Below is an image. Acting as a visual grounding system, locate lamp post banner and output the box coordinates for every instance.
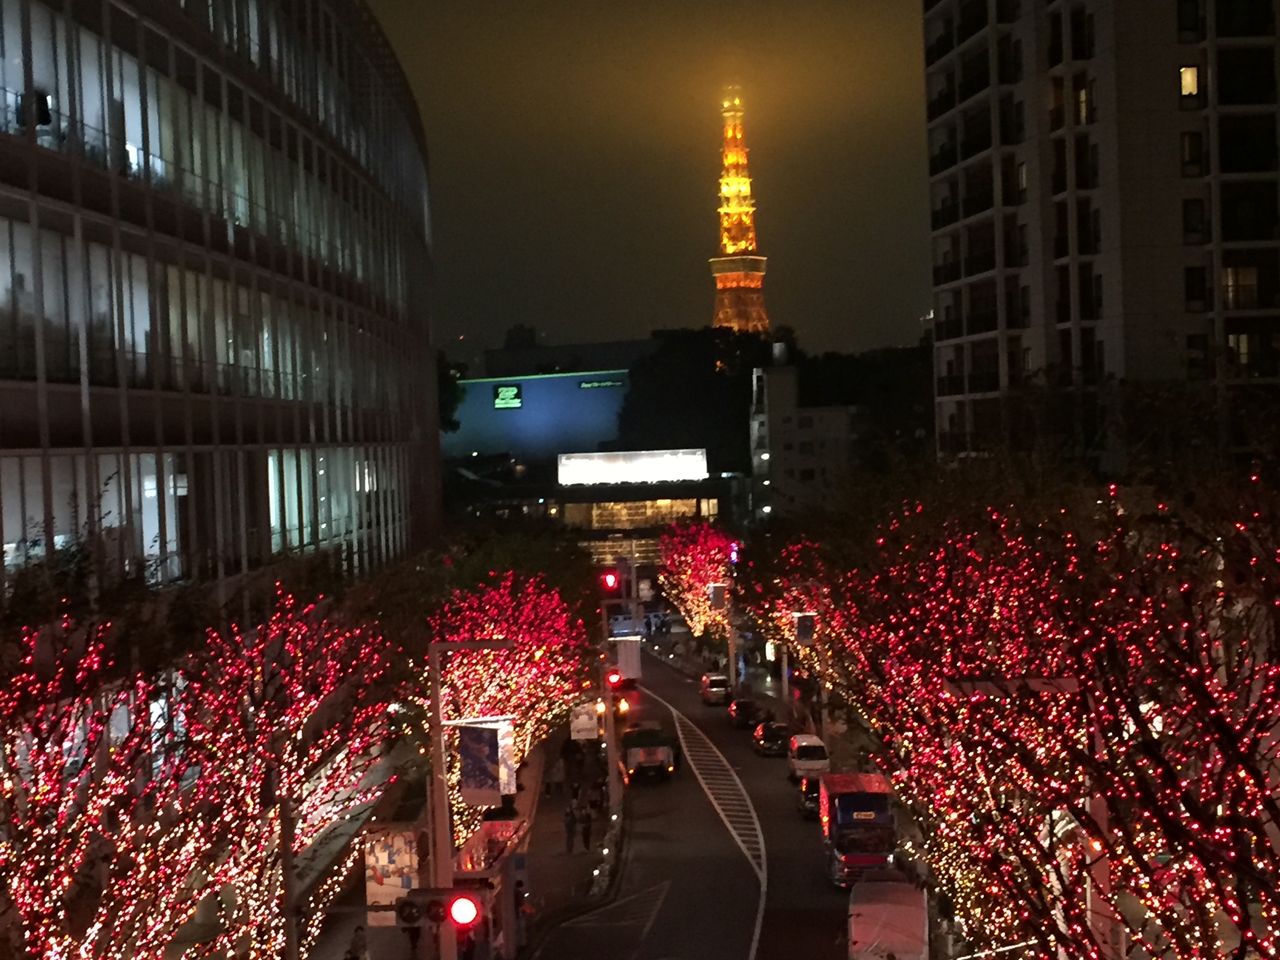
[570,703,598,741]
[458,724,501,806]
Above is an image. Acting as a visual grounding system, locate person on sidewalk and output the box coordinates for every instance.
[343,925,366,960]
[579,804,594,851]
[545,755,565,797]
[563,803,578,853]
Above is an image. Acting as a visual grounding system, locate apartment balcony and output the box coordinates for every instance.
[1003,241,1029,267]
[932,201,961,229]
[965,249,997,275]
[968,308,998,333]
[1049,105,1065,131]
[1223,284,1261,310]
[935,315,965,340]
[1054,234,1069,258]
[996,0,1021,24]
[1056,300,1071,324]
[999,112,1025,145]
[997,52,1023,85]
[969,370,1001,392]
[930,143,959,174]
[957,3,989,43]
[936,373,967,396]
[1052,168,1067,194]
[1217,5,1274,37]
[926,32,956,65]
[959,67,992,103]
[928,87,958,120]
[963,189,994,218]
[960,129,993,159]
[934,261,963,284]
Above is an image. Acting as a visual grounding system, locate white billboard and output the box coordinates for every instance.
[557,449,709,486]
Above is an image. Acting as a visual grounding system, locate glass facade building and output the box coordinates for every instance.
[0,0,436,587]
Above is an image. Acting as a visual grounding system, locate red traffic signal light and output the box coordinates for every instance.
[448,893,481,927]
[600,570,620,592]
[606,669,622,687]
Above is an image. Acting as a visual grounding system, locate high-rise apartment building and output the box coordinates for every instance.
[924,0,1278,454]
[0,0,437,595]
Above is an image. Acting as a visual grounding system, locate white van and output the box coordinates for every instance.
[699,673,731,705]
[787,734,830,780]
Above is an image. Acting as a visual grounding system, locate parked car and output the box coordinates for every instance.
[787,734,831,780]
[728,698,762,729]
[797,775,821,818]
[699,673,731,705]
[752,722,790,756]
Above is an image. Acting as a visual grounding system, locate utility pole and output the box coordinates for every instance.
[426,639,513,960]
[598,602,623,814]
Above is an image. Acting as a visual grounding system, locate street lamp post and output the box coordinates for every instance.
[426,638,514,960]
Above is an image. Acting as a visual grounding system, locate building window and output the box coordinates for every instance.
[1184,266,1208,307]
[1180,66,1200,97]
[1223,266,1259,310]
[1183,198,1207,242]
[797,415,814,429]
[1181,131,1205,176]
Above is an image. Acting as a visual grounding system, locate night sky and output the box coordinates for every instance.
[367,1,931,362]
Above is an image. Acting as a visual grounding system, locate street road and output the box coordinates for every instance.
[536,651,847,960]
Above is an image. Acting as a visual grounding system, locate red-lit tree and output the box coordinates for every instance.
[421,572,594,840]
[181,594,401,958]
[806,488,1280,959]
[0,620,236,959]
[658,522,736,640]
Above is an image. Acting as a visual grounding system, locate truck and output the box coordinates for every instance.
[820,772,897,887]
[847,870,928,960]
[620,722,675,784]
[614,636,642,688]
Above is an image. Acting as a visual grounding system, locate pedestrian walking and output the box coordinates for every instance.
[562,803,577,853]
[545,756,565,797]
[343,925,366,960]
[579,804,594,851]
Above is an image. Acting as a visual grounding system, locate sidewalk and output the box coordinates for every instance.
[307,730,612,960]
[519,731,615,953]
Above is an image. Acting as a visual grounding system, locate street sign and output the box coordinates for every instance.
[570,702,598,740]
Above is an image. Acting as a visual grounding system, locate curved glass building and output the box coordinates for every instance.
[0,0,436,587]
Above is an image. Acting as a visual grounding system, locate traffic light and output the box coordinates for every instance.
[606,668,622,687]
[395,889,483,929]
[600,569,620,593]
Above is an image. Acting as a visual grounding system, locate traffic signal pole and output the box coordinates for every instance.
[426,638,512,960]
[599,603,623,815]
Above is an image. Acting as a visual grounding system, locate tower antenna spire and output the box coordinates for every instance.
[710,86,770,334]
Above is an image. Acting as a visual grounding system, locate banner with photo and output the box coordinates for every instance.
[458,724,501,807]
[457,718,517,806]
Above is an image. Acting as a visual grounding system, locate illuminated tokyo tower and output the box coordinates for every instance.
[710,86,770,336]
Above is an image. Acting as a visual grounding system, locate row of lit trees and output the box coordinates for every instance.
[659,477,1280,959]
[0,563,593,958]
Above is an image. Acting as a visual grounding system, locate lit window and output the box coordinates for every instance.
[1180,66,1200,97]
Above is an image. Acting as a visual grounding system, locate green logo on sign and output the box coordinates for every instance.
[493,384,523,409]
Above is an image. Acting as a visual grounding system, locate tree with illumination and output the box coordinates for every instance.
[658,521,736,641]
[787,482,1280,960]
[418,572,594,842]
[0,620,238,959]
[180,594,401,958]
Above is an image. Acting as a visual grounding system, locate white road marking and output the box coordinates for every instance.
[641,685,767,960]
[562,881,670,933]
